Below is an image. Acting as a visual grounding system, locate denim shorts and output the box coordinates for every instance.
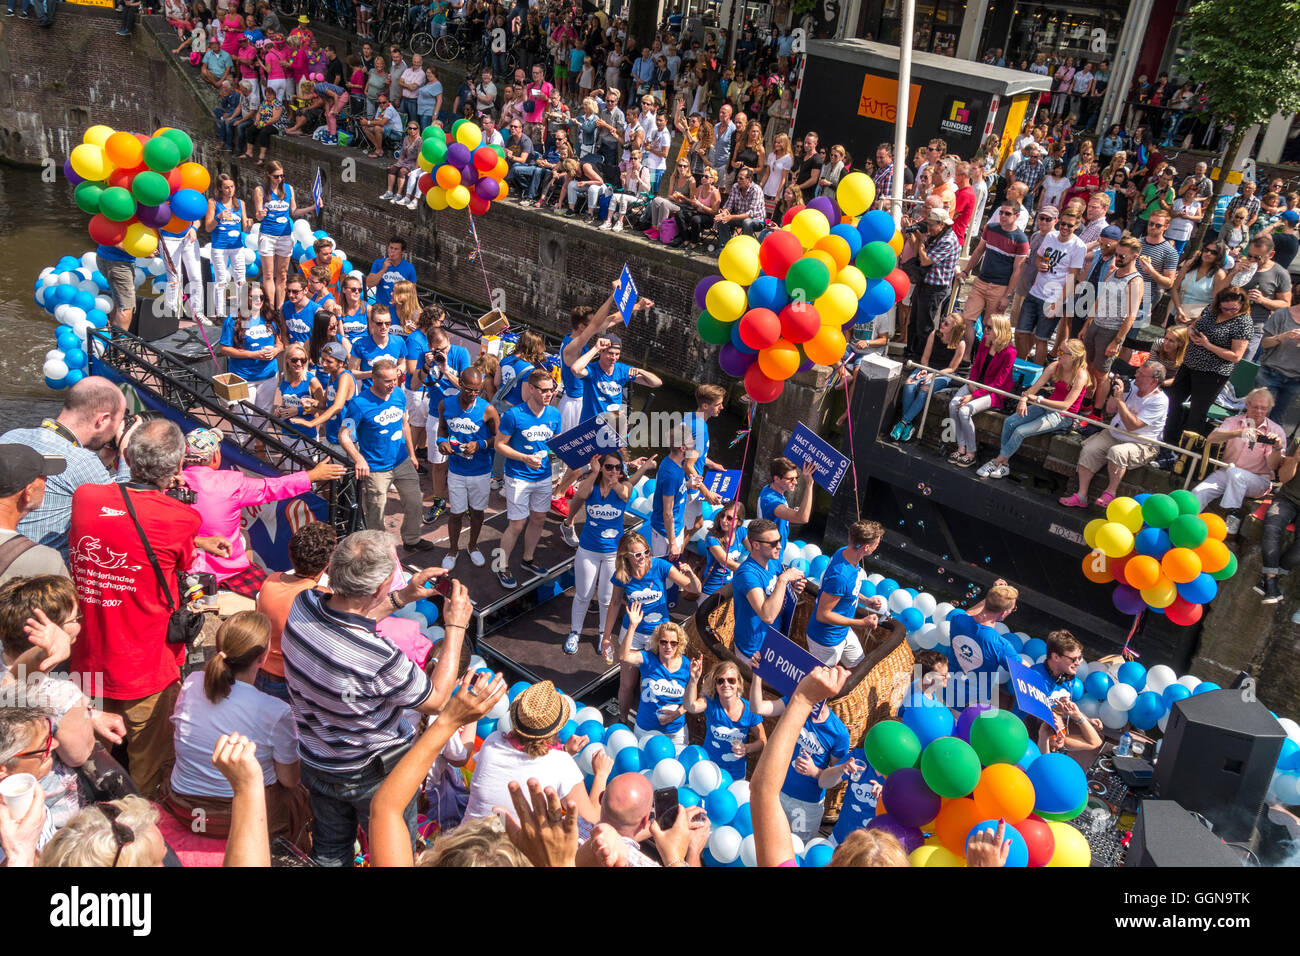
[1016,294,1057,341]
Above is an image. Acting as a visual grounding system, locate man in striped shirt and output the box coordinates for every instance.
[957,199,1030,352]
[282,529,470,866]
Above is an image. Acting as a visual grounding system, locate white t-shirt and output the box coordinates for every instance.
[168,671,298,797]
[644,127,671,171]
[1040,175,1070,210]
[463,730,584,820]
[1111,385,1170,440]
[763,152,793,198]
[1029,230,1087,301]
[1167,198,1202,241]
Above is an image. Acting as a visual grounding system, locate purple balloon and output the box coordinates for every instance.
[718,342,756,377]
[954,704,993,743]
[865,814,924,854]
[475,177,500,201]
[460,163,480,186]
[797,357,814,373]
[64,158,85,186]
[694,275,722,311]
[1113,583,1146,616]
[806,195,836,224]
[137,201,172,229]
[880,768,941,829]
[445,142,471,169]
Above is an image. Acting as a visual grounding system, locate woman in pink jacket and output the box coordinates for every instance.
[180,428,344,596]
[946,313,1017,468]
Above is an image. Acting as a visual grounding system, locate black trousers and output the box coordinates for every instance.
[1162,365,1229,443]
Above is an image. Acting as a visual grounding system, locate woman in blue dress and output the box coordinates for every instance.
[272,341,325,451]
[620,605,693,751]
[700,500,748,597]
[219,284,284,414]
[684,658,767,778]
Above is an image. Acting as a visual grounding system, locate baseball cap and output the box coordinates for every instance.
[321,341,348,361]
[0,445,66,497]
[1100,225,1123,240]
[1038,205,1060,219]
[1282,210,1299,225]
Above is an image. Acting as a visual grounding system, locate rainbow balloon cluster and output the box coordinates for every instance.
[692,172,911,404]
[66,125,211,258]
[1080,489,1237,625]
[861,704,1092,867]
[418,119,509,214]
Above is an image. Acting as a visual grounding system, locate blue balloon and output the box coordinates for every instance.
[946,608,965,621]
[718,768,734,791]
[44,376,67,390]
[87,309,109,329]
[704,788,738,826]
[477,717,498,738]
[612,747,643,776]
[603,722,631,743]
[1134,493,1151,504]
[1134,527,1173,557]
[1027,752,1088,814]
[1162,683,1191,708]
[747,274,789,313]
[557,719,578,743]
[52,284,78,308]
[1177,573,1218,605]
[1018,737,1042,771]
[731,801,753,837]
[507,681,530,702]
[1192,681,1221,695]
[829,223,863,259]
[640,479,656,500]
[1021,638,1047,661]
[92,270,109,290]
[729,320,758,355]
[72,290,96,312]
[905,587,919,598]
[1084,671,1114,701]
[899,693,955,747]
[679,745,708,772]
[1117,660,1148,690]
[1281,741,1300,773]
[803,842,834,867]
[810,554,831,581]
[56,326,79,348]
[677,786,702,808]
[876,578,899,599]
[790,557,810,577]
[169,187,207,221]
[57,256,80,271]
[857,208,896,245]
[577,719,605,744]
[899,607,925,633]
[1001,631,1024,654]
[642,733,676,767]
[63,369,85,386]
[860,277,897,315]
[967,819,1029,867]
[859,578,877,598]
[313,229,328,240]
[1066,677,1085,702]
[1128,690,1166,730]
[63,348,87,369]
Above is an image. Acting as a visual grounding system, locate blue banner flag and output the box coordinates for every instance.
[755,626,826,716]
[550,414,624,469]
[1006,657,1058,726]
[615,264,639,325]
[783,421,852,495]
[312,168,323,214]
[703,469,741,499]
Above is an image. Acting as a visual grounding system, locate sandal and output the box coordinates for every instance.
[947,450,965,464]
[957,453,977,468]
[1059,492,1088,508]
[1094,491,1117,508]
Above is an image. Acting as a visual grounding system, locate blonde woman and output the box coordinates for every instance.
[947,314,1017,467]
[38,796,169,867]
[818,143,849,200]
[274,341,326,447]
[390,280,421,335]
[977,338,1089,478]
[684,658,767,778]
[762,132,793,214]
[621,609,693,751]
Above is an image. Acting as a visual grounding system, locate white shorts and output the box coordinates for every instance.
[405,387,428,428]
[652,528,685,558]
[504,475,553,520]
[258,232,294,258]
[633,722,688,752]
[617,624,653,652]
[559,393,583,432]
[683,495,703,529]
[448,470,490,513]
[806,633,864,667]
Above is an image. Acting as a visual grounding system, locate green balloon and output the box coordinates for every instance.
[130,170,171,207]
[74,181,104,215]
[856,240,897,279]
[1168,513,1208,549]
[98,186,137,222]
[1140,493,1179,529]
[1036,793,1088,821]
[697,310,732,346]
[451,118,468,137]
[784,257,830,302]
[142,136,180,173]
[421,137,447,165]
[968,709,1029,766]
[1210,551,1238,581]
[863,719,921,777]
[1169,488,1201,516]
[919,735,982,798]
[422,124,446,142]
[492,144,506,159]
[160,128,194,162]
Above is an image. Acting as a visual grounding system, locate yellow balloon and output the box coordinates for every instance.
[910,844,965,867]
[455,122,483,150]
[835,265,867,299]
[1095,521,1134,559]
[814,283,858,326]
[1045,820,1092,867]
[426,185,448,210]
[718,235,761,286]
[447,184,472,209]
[888,231,904,255]
[804,249,839,278]
[417,152,434,172]
[705,279,748,323]
[1140,576,1178,609]
[836,171,877,217]
[69,143,111,182]
[789,208,830,249]
[1083,517,1107,550]
[83,125,116,148]
[1106,496,1144,533]
[121,222,159,258]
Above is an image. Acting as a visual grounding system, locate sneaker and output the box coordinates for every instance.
[521,557,548,577]
[7,10,15,16]
[563,632,580,655]
[406,198,419,209]
[901,423,915,442]
[889,422,905,441]
[406,538,437,552]
[441,553,458,570]
[550,496,570,518]
[389,194,403,203]
[599,220,612,231]
[1253,575,1267,596]
[490,477,504,491]
[497,569,518,589]
[989,463,1010,479]
[1263,576,1284,605]
[1225,514,1241,536]
[468,549,486,567]
[117,28,131,34]
[380,191,395,200]
[613,221,624,232]
[521,198,535,207]
[976,460,997,478]
[424,498,447,523]
[560,522,579,548]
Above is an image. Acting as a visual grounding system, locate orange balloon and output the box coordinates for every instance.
[177,162,210,193]
[804,325,846,366]
[105,131,143,170]
[1081,549,1113,584]
[1193,537,1231,574]
[972,764,1036,824]
[1161,547,1202,584]
[1123,554,1163,591]
[888,231,904,255]
[1199,513,1228,541]
[757,338,801,381]
[435,164,461,189]
[164,214,191,233]
[492,156,509,179]
[813,235,852,272]
[935,797,982,856]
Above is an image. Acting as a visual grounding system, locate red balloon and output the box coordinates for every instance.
[133,132,151,146]
[88,213,129,246]
[778,301,821,344]
[473,146,498,172]
[780,204,806,227]
[758,229,803,279]
[165,168,184,192]
[1165,596,1203,627]
[418,172,433,195]
[468,193,491,215]
[744,363,785,403]
[107,168,136,190]
[884,267,911,302]
[1018,814,1056,867]
[738,308,781,350]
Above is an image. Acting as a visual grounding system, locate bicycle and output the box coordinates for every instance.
[274,0,355,32]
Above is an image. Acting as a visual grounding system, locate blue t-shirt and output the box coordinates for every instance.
[805,548,859,647]
[635,651,690,735]
[342,386,407,471]
[277,377,318,440]
[560,332,583,398]
[438,395,493,477]
[650,455,689,539]
[577,483,626,554]
[498,353,536,408]
[353,332,407,375]
[731,556,781,658]
[368,257,417,307]
[704,696,763,775]
[579,360,632,423]
[424,343,472,407]
[211,199,245,248]
[220,315,278,382]
[281,296,319,343]
[317,368,356,444]
[758,484,791,556]
[782,709,850,803]
[948,612,1018,678]
[702,525,747,596]
[613,557,673,636]
[831,748,880,845]
[259,184,294,236]
[499,402,561,481]
[404,328,429,391]
[96,244,134,263]
[340,304,369,342]
[683,410,710,481]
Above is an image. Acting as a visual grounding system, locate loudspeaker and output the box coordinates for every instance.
[1154,689,1285,841]
[150,326,223,381]
[1125,800,1242,867]
[129,299,180,342]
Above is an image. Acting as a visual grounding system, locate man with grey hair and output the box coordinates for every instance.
[1185,161,1214,203]
[282,530,473,866]
[67,418,232,797]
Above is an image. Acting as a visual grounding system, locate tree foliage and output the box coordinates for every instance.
[1178,0,1300,128]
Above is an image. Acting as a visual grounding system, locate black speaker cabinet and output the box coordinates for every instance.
[150,326,223,382]
[1154,689,1285,842]
[1125,799,1243,867]
[129,298,180,342]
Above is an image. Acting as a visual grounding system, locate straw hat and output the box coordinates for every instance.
[509,681,571,740]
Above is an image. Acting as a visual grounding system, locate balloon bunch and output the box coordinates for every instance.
[860,704,1092,866]
[67,125,211,259]
[692,171,911,404]
[1269,717,1300,807]
[1075,660,1221,733]
[1080,490,1237,625]
[418,119,509,214]
[33,254,117,389]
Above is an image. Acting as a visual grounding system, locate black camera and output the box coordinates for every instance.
[903,223,926,235]
[166,485,198,505]
[122,411,156,435]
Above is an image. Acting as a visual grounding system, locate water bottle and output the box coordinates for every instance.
[1115,732,1132,757]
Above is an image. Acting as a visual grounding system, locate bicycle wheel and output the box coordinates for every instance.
[505,49,520,75]
[375,18,393,46]
[432,33,459,62]
[410,31,435,57]
[273,0,298,18]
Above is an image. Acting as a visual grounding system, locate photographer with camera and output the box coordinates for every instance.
[1189,388,1284,536]
[67,418,233,798]
[908,206,961,360]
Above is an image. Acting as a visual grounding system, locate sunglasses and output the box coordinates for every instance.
[752,537,781,546]
[716,676,738,685]
[270,173,284,179]
[372,320,391,327]
[602,463,621,471]
[98,801,136,868]
[628,550,650,559]
[14,717,54,760]
[659,640,679,648]
[288,358,308,365]
[1038,214,1055,221]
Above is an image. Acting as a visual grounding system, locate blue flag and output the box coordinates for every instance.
[312,168,323,214]
[755,626,826,717]
[615,264,639,325]
[1006,657,1058,726]
[703,469,741,499]
[784,421,852,495]
[550,415,624,469]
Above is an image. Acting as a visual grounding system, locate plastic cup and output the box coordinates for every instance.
[0,773,38,820]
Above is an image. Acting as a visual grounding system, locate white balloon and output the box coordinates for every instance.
[577,742,606,774]
[1176,674,1202,692]
[727,780,751,805]
[54,304,70,323]
[1076,660,1091,678]
[781,542,802,565]
[496,711,512,736]
[709,825,742,864]
[80,252,97,270]
[63,307,86,327]
[466,654,485,672]
[45,349,66,363]
[914,625,940,650]
[1019,653,1034,667]
[888,589,913,614]
[334,248,347,262]
[801,543,822,563]
[867,573,884,586]
[94,295,114,314]
[651,758,686,790]
[1099,702,1129,730]
[992,622,1010,634]
[805,836,833,854]
[1145,665,1177,694]
[933,621,952,646]
[688,760,723,796]
[1157,712,1169,733]
[790,833,805,859]
[59,271,80,285]
[559,694,577,720]
[42,359,69,381]
[912,592,937,619]
[1078,697,1102,719]
[1279,718,1300,744]
[932,601,954,623]
[34,286,49,307]
[486,693,509,720]
[996,667,1009,684]
[1107,684,1138,712]
[349,268,364,280]
[1274,772,1300,806]
[77,279,98,294]
[575,706,604,728]
[39,267,56,282]
[739,833,757,867]
[425,625,444,644]
[146,257,165,276]
[605,728,637,759]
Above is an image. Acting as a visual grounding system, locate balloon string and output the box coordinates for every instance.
[1121,612,1143,660]
[467,212,494,308]
[842,372,862,522]
[158,238,220,367]
[738,402,755,476]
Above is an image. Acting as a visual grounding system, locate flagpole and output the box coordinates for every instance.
[890,0,916,227]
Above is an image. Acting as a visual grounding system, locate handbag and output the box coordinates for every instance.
[118,484,205,647]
